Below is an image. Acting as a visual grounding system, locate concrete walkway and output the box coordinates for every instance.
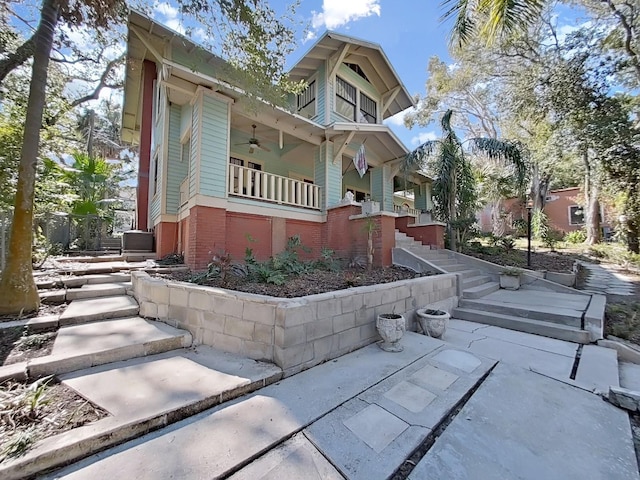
[581,262,636,296]
[45,327,638,480]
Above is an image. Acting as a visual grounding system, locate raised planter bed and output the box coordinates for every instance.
[131,271,459,376]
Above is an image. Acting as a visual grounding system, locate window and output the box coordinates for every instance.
[359,92,377,123]
[336,77,357,120]
[569,205,585,225]
[346,188,368,202]
[180,135,191,163]
[345,62,369,82]
[297,80,316,118]
[230,157,262,195]
[152,153,159,196]
[335,76,378,124]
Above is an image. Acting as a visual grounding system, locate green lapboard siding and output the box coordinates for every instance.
[229,128,314,180]
[199,94,229,197]
[414,184,428,211]
[326,143,342,207]
[370,165,393,211]
[315,62,326,124]
[343,169,370,195]
[180,104,192,137]
[189,99,200,197]
[313,145,325,206]
[166,104,189,214]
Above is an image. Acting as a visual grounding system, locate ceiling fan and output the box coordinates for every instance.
[236,124,271,153]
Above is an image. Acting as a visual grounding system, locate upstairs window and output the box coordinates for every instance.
[335,76,378,124]
[359,92,377,123]
[336,77,357,120]
[297,80,316,118]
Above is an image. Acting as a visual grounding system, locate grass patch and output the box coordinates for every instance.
[606,302,640,342]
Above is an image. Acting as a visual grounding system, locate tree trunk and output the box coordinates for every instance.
[583,151,601,245]
[491,199,507,237]
[625,183,640,254]
[0,0,59,315]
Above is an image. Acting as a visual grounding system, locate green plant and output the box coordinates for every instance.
[531,209,548,240]
[1,428,36,461]
[14,331,55,350]
[499,235,516,251]
[156,253,184,265]
[316,247,341,272]
[564,229,587,244]
[501,267,522,276]
[541,228,563,251]
[512,218,528,237]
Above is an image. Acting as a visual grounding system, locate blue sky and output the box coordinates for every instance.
[148,0,588,151]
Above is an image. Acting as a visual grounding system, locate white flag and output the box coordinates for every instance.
[353,144,367,178]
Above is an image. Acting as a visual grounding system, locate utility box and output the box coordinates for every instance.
[122,230,153,252]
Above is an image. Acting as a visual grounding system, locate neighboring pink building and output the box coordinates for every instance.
[479,187,611,235]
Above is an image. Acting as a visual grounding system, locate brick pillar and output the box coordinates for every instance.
[155,222,178,259]
[136,60,156,231]
[186,206,227,269]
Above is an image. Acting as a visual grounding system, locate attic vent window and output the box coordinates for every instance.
[344,62,369,83]
[297,80,316,119]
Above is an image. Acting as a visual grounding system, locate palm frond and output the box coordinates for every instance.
[468,137,529,194]
[440,0,476,47]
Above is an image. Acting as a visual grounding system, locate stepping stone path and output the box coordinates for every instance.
[579,262,636,296]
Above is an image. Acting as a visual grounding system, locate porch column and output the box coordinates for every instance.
[370,165,393,211]
[414,183,428,212]
[314,140,342,209]
[136,60,156,231]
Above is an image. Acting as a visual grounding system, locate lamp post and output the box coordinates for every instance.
[526,200,533,267]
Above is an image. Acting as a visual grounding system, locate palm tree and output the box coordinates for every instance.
[404,109,528,250]
[441,0,546,45]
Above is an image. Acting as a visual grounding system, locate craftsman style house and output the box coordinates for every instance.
[122,12,440,269]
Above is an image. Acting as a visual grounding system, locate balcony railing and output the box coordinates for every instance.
[228,164,322,210]
[394,205,420,217]
[179,178,189,207]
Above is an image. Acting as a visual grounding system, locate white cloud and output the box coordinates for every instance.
[410,131,437,146]
[310,0,381,30]
[154,2,185,34]
[383,108,411,128]
[155,2,179,19]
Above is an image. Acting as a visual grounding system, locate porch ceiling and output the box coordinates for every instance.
[326,122,409,166]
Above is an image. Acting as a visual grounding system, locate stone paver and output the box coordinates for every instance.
[228,433,345,480]
[580,262,635,296]
[574,344,619,393]
[409,363,639,480]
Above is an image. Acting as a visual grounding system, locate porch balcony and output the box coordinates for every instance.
[393,204,420,217]
[228,163,322,210]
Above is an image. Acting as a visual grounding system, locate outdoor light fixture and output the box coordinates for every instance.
[526,200,533,268]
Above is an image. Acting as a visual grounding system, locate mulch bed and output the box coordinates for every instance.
[462,247,589,273]
[166,266,428,298]
[0,380,108,463]
[0,303,67,323]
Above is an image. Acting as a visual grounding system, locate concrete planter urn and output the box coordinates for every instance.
[416,308,450,338]
[376,313,406,352]
[499,268,522,290]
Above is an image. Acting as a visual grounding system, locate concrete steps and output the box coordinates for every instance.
[462,282,500,299]
[65,282,132,300]
[59,295,139,325]
[574,345,619,393]
[462,275,491,289]
[1,317,193,380]
[452,307,591,344]
[61,273,131,288]
[0,348,283,480]
[458,298,582,327]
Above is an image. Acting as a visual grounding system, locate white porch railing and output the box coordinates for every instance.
[228,164,322,210]
[179,178,189,207]
[394,205,420,217]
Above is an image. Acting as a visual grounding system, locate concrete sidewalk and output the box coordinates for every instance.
[46,328,639,480]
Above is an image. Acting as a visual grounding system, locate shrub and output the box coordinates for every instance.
[564,229,587,244]
[541,228,564,251]
[499,235,516,252]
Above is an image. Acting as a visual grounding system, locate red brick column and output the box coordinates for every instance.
[136,60,156,231]
[155,222,178,259]
[186,206,227,269]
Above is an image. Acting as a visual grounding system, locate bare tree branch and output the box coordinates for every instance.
[0,35,36,86]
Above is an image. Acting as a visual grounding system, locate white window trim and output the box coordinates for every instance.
[297,75,318,119]
[334,75,379,124]
[568,205,585,225]
[289,171,314,183]
[229,154,265,171]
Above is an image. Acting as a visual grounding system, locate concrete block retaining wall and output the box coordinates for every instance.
[131,271,458,375]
